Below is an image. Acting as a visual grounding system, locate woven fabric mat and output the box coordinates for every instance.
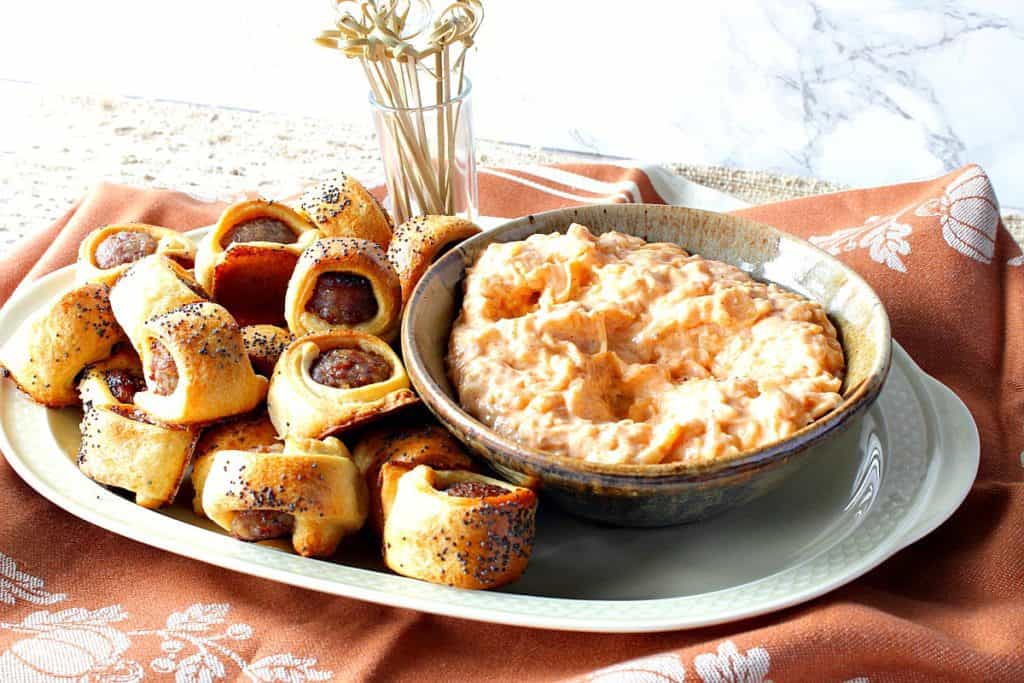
[3,85,1021,246]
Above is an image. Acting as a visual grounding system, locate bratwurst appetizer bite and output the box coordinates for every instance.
[109,255,207,351]
[297,173,393,250]
[353,421,478,533]
[133,301,268,425]
[241,324,293,378]
[201,436,368,557]
[284,237,402,341]
[267,330,418,440]
[194,199,319,326]
[381,465,538,590]
[0,283,124,407]
[191,411,281,517]
[77,223,196,285]
[386,214,481,304]
[77,347,199,509]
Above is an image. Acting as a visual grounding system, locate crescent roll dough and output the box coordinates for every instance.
[241,324,293,377]
[78,223,196,286]
[0,283,124,407]
[77,350,199,509]
[134,301,268,425]
[191,411,280,517]
[387,215,481,303]
[296,173,393,250]
[109,255,207,352]
[284,237,402,341]
[195,199,318,326]
[382,465,538,589]
[201,436,368,557]
[267,330,418,439]
[352,422,477,532]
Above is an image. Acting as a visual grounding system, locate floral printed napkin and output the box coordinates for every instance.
[0,163,1021,682]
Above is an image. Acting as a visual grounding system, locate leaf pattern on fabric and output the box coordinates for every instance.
[0,549,333,683]
[0,551,66,607]
[810,213,913,273]
[245,654,335,682]
[165,603,230,633]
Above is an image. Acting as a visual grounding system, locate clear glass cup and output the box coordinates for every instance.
[369,78,478,225]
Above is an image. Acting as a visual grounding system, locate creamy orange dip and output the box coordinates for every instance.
[448,225,845,466]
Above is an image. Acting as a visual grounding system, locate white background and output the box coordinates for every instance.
[2,1,1021,207]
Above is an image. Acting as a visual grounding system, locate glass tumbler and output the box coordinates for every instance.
[369,78,478,225]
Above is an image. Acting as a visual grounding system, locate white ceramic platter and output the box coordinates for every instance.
[0,259,979,633]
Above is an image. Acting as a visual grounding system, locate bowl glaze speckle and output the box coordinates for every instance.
[401,205,891,527]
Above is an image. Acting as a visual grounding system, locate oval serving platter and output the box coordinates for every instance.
[0,229,979,633]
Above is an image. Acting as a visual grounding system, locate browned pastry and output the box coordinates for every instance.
[241,325,294,377]
[381,465,538,589]
[190,411,280,516]
[201,436,368,557]
[267,330,418,439]
[77,348,199,509]
[194,199,319,326]
[296,173,393,250]
[284,237,402,341]
[109,255,207,352]
[0,283,124,407]
[352,422,477,532]
[77,223,196,285]
[133,301,268,425]
[386,215,481,303]
[76,343,142,400]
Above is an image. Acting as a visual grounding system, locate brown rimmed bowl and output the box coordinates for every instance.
[401,204,891,527]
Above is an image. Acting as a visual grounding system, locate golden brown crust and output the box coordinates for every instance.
[352,422,477,533]
[267,330,419,440]
[284,237,402,341]
[382,465,537,589]
[77,363,199,509]
[191,412,280,516]
[201,437,368,557]
[296,173,393,250]
[386,215,481,303]
[109,255,207,352]
[241,325,294,378]
[77,223,196,286]
[80,342,142,375]
[0,283,125,407]
[77,343,144,406]
[195,199,318,325]
[134,301,268,425]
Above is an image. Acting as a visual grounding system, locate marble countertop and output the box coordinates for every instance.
[492,2,1024,210]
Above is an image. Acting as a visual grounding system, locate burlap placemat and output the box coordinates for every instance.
[4,86,1021,248]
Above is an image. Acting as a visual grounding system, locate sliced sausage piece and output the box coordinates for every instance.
[95,231,159,269]
[309,348,391,389]
[305,273,378,325]
[147,339,179,395]
[230,510,295,541]
[221,218,297,246]
[104,369,146,404]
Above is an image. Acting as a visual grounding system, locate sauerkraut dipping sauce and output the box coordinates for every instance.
[447,224,845,466]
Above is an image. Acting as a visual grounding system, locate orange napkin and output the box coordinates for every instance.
[0,164,1021,682]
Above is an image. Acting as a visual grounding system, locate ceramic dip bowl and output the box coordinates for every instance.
[401,204,891,527]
